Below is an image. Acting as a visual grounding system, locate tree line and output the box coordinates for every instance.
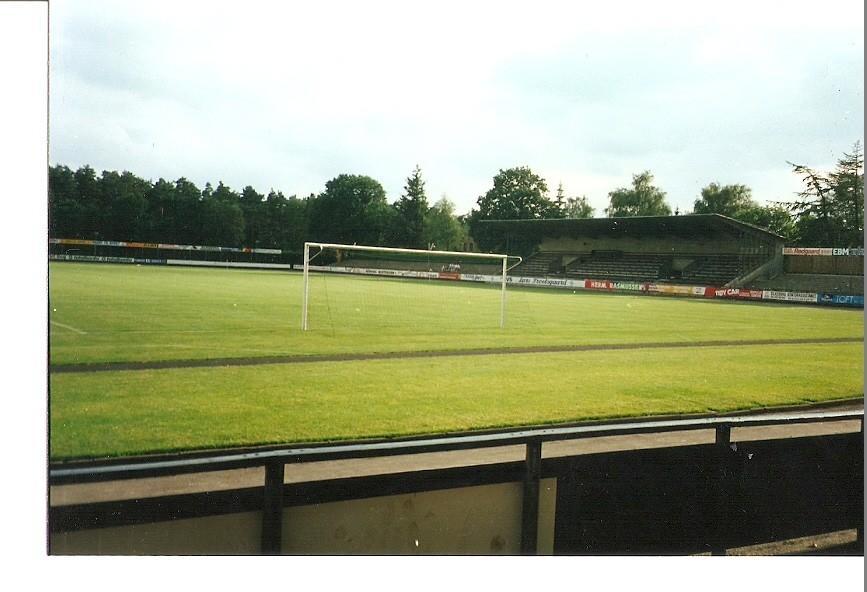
[48,164,467,253]
[49,142,862,253]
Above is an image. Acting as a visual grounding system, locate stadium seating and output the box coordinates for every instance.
[515,250,773,287]
[565,253,665,282]
[680,255,746,285]
[515,252,562,276]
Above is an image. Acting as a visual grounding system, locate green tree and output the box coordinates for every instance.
[785,142,864,246]
[254,190,310,253]
[564,195,595,219]
[423,197,467,251]
[239,185,265,247]
[553,182,594,218]
[72,165,102,236]
[828,141,864,246]
[145,178,176,242]
[693,183,755,217]
[471,166,557,220]
[308,174,390,245]
[692,182,794,237]
[198,181,244,246]
[468,166,559,250]
[368,198,398,247]
[391,165,429,248]
[736,204,795,238]
[199,195,244,246]
[211,181,240,203]
[258,190,287,248]
[99,170,151,240]
[277,194,310,253]
[605,171,672,217]
[48,165,83,237]
[787,161,837,245]
[172,177,203,244]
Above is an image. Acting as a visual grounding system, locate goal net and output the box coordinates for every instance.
[301,242,521,332]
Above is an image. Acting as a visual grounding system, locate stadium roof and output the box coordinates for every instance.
[478,213,786,242]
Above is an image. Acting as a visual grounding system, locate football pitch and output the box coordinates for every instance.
[49,262,864,460]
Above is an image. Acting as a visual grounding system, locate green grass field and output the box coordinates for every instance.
[49,262,864,460]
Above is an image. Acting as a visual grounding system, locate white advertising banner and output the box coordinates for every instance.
[761,290,819,303]
[459,273,500,284]
[783,247,864,256]
[646,283,707,296]
[166,259,293,270]
[508,276,584,289]
[307,265,438,279]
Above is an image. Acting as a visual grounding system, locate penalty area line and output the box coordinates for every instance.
[50,321,88,335]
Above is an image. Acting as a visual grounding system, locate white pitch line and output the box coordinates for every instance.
[50,321,88,335]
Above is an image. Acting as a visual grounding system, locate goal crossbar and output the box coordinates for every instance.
[301,242,521,330]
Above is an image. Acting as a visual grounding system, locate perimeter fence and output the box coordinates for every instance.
[49,409,864,555]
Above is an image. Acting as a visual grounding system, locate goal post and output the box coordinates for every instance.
[301,242,521,331]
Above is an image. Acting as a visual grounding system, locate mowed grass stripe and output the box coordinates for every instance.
[49,342,864,460]
[49,336,865,373]
[49,262,864,365]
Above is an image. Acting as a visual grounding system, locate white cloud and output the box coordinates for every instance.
[50,0,863,215]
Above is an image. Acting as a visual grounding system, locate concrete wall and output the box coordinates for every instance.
[50,511,262,555]
[50,479,557,555]
[785,255,864,275]
[282,480,556,554]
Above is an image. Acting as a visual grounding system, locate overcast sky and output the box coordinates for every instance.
[49,0,864,216]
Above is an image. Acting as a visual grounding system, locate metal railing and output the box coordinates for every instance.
[49,408,864,554]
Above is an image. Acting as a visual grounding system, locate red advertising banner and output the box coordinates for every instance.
[438,271,461,281]
[709,287,763,300]
[584,279,644,291]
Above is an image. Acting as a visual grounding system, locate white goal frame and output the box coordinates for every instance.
[301,242,521,331]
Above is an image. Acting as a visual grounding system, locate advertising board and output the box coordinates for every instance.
[761,290,818,303]
[584,280,644,292]
[782,247,864,256]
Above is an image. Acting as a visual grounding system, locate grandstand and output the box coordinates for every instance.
[480,214,784,288]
